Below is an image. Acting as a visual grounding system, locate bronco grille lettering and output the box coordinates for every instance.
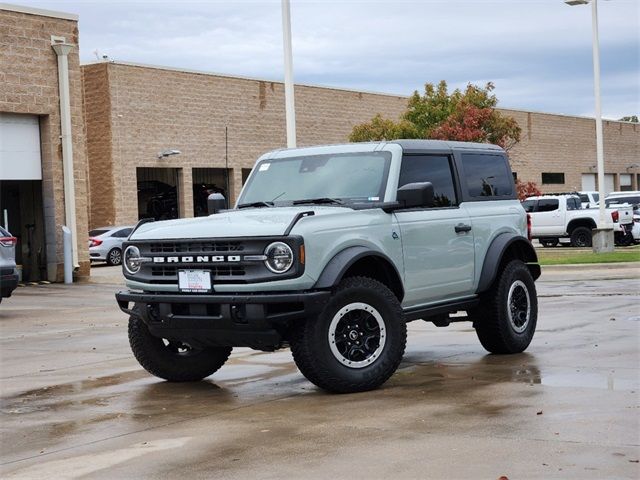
[152,255,238,263]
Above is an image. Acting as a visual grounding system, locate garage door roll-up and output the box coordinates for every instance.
[0,113,42,180]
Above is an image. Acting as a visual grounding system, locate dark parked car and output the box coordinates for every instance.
[0,226,19,303]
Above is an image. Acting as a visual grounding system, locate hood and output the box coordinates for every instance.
[130,206,347,240]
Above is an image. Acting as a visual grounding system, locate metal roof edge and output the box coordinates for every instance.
[0,2,78,21]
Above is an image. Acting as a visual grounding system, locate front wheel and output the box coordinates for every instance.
[473,260,538,354]
[128,315,232,382]
[290,276,406,393]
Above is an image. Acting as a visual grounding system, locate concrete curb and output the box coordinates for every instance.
[541,262,640,271]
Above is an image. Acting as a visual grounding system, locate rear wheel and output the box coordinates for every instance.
[614,231,634,247]
[473,260,538,354]
[128,314,232,382]
[106,247,122,266]
[570,226,592,247]
[290,276,406,393]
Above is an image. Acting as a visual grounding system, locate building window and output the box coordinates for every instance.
[541,172,565,184]
[620,174,632,192]
[242,168,253,185]
[192,168,230,216]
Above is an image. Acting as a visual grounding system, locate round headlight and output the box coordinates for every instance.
[264,242,294,274]
[123,245,142,274]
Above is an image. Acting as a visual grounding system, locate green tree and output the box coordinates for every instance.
[619,115,638,123]
[350,80,521,151]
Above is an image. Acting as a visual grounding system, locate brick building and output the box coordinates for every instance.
[2,3,639,283]
[81,61,640,228]
[0,4,90,282]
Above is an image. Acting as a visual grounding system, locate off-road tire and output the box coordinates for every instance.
[474,260,537,354]
[128,314,232,382]
[570,226,592,247]
[106,247,122,266]
[289,276,406,393]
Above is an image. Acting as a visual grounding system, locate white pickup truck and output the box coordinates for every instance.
[522,194,634,247]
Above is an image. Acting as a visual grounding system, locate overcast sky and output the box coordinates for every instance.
[15,0,640,119]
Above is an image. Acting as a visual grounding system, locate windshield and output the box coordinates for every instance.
[238,152,392,206]
[89,229,110,237]
[606,196,639,207]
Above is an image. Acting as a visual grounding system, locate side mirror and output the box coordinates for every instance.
[397,182,434,209]
[207,193,226,214]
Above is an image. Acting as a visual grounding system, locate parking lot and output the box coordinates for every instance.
[1,264,639,479]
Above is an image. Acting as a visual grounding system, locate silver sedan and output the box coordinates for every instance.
[89,226,134,266]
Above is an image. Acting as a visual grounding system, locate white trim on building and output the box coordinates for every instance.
[0,2,78,21]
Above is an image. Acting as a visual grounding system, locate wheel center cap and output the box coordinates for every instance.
[348,330,359,341]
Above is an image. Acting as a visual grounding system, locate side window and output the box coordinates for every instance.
[112,228,132,238]
[567,198,580,210]
[537,199,559,212]
[461,153,514,198]
[521,200,536,212]
[398,155,457,207]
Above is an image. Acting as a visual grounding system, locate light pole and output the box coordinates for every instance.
[281,0,296,148]
[565,0,614,252]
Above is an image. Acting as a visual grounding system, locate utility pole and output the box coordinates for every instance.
[281,0,296,148]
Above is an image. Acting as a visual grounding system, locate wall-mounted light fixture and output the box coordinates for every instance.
[157,149,181,159]
[626,163,639,172]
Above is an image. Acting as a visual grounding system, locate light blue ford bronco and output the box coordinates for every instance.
[116,140,540,393]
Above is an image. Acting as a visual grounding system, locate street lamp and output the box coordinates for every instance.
[281,0,296,148]
[565,0,613,252]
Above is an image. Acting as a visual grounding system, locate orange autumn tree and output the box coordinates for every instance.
[515,179,542,201]
[350,81,521,151]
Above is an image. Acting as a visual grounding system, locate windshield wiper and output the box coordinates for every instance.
[237,201,274,209]
[292,197,345,206]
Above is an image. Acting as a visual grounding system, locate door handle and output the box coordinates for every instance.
[455,224,472,233]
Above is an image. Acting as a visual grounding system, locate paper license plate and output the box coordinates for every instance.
[178,270,212,293]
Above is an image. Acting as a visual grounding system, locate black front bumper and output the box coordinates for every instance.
[116,290,330,351]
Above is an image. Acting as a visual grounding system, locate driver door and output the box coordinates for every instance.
[394,154,475,307]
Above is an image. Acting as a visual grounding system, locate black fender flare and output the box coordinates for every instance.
[313,246,404,300]
[476,233,540,294]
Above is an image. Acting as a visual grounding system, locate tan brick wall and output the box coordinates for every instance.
[1,8,90,280]
[82,63,115,226]
[503,109,640,193]
[82,62,640,227]
[83,63,407,226]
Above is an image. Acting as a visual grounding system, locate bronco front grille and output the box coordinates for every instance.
[148,241,244,254]
[125,236,304,285]
[151,266,246,277]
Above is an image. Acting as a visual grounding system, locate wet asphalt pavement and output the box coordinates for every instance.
[1,264,639,479]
